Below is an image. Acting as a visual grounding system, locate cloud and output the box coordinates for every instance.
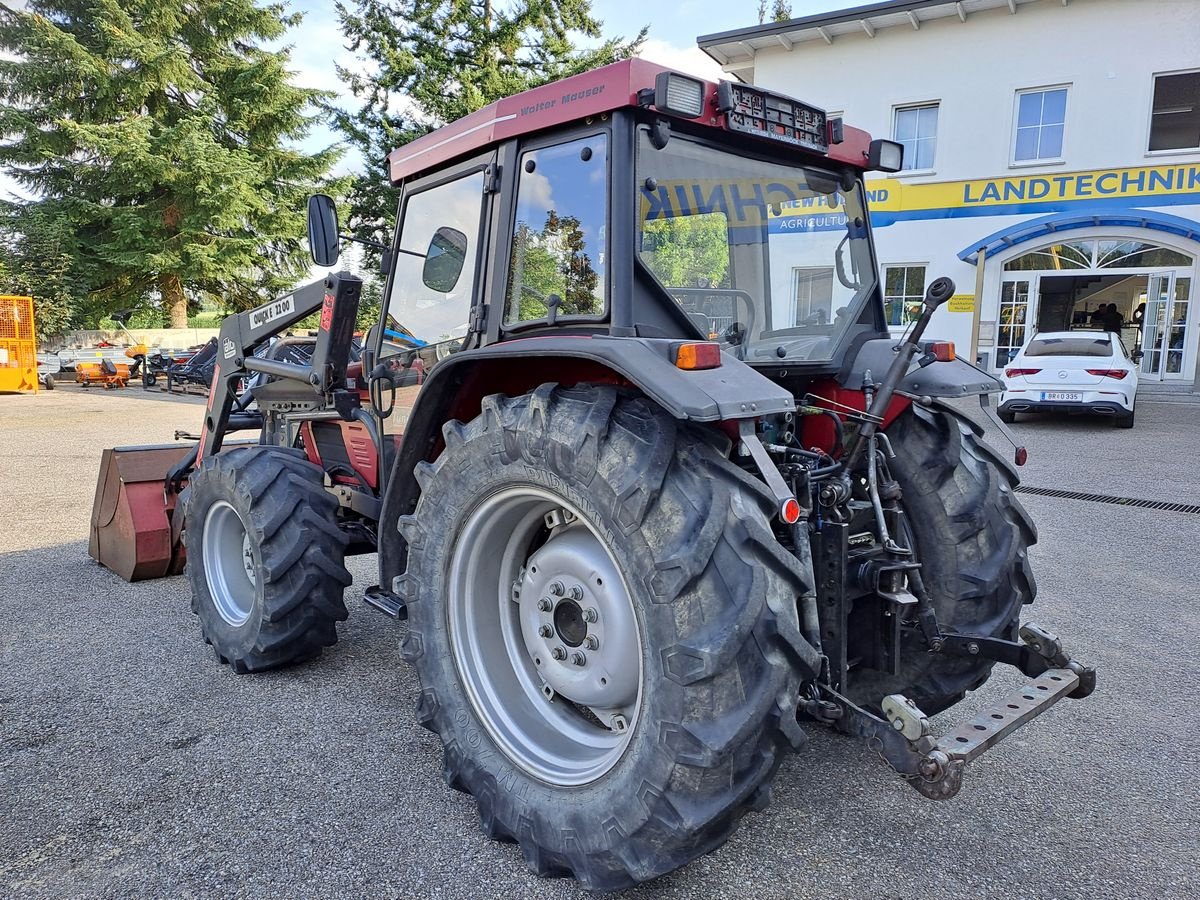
[635,37,724,82]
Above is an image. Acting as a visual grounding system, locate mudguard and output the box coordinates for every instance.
[375,334,796,589]
[844,338,1001,397]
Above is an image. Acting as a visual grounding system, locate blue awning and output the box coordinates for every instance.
[957,209,1200,263]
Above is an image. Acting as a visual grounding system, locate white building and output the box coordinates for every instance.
[700,0,1200,389]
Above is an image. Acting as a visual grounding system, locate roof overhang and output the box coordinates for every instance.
[957,209,1200,262]
[698,0,1063,81]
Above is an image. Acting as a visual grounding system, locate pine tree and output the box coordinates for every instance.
[331,0,644,255]
[0,1,343,327]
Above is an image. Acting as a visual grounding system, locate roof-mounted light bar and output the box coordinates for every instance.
[715,80,828,153]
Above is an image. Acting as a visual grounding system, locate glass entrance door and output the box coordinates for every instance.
[1140,273,1190,379]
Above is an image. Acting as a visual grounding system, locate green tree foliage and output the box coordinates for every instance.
[0,206,87,341]
[510,211,600,320]
[0,1,343,328]
[332,0,644,255]
[640,214,730,290]
[757,0,792,24]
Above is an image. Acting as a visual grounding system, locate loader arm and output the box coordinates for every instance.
[165,273,363,490]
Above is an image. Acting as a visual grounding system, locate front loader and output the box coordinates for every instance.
[91,60,1094,890]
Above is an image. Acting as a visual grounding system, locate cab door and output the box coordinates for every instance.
[376,153,496,430]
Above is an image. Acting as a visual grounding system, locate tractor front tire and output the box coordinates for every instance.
[184,446,351,673]
[848,405,1037,715]
[399,384,814,891]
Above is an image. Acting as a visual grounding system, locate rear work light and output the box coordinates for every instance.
[1005,368,1042,377]
[867,138,904,173]
[1086,369,1129,379]
[674,341,722,370]
[653,72,706,119]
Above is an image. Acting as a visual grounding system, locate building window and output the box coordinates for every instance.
[883,264,926,327]
[893,103,938,171]
[792,267,834,325]
[1013,87,1067,162]
[1149,71,1200,152]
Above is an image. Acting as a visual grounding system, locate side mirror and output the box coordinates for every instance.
[1132,349,1144,362]
[422,226,468,292]
[307,194,340,267]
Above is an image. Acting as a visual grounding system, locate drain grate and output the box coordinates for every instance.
[1015,485,1200,515]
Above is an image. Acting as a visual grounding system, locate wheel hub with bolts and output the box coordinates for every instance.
[448,487,642,786]
[517,524,639,714]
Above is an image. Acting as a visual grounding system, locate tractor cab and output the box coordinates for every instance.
[308,60,910,410]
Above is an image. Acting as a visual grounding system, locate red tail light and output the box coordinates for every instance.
[1086,369,1128,379]
[1004,368,1042,377]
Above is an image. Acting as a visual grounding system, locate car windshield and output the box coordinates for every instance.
[1025,336,1112,357]
[635,127,878,363]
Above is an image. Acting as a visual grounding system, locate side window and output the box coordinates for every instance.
[385,169,486,353]
[505,135,607,324]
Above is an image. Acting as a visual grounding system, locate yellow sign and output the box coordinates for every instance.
[947,295,975,313]
[863,162,1200,217]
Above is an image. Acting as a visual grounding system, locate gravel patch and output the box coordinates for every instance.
[1,384,1196,898]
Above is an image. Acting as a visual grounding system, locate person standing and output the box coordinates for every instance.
[1103,303,1124,333]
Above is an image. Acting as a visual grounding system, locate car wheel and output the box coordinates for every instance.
[1116,407,1135,429]
[998,409,1016,424]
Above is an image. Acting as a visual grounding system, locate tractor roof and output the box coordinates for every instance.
[386,58,872,184]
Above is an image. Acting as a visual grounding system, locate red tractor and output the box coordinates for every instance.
[92,60,1093,890]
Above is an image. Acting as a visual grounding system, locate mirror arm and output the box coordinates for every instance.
[341,234,390,253]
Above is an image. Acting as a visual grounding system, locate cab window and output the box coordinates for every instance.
[385,169,487,354]
[504,134,608,325]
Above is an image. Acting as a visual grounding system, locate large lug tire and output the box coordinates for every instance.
[184,446,352,673]
[398,384,815,891]
[848,405,1037,715]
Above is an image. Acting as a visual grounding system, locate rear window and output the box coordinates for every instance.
[1024,336,1111,357]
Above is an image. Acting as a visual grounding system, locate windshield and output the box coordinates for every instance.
[636,127,877,363]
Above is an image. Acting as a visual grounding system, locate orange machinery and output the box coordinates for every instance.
[0,294,39,393]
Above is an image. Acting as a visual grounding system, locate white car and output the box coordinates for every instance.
[998,330,1138,428]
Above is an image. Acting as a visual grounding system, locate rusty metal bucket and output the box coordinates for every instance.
[89,444,192,581]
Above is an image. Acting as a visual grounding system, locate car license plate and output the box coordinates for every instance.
[1042,391,1081,402]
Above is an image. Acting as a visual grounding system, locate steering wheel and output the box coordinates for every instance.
[669,288,757,352]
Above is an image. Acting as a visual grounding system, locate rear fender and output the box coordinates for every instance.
[376,336,796,588]
[844,338,1002,398]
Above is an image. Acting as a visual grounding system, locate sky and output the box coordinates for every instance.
[0,0,860,201]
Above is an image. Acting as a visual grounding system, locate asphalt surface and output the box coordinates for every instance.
[1,384,1197,898]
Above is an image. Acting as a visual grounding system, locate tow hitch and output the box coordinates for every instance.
[829,623,1095,799]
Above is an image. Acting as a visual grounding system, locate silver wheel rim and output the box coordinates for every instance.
[202,500,257,627]
[448,486,642,786]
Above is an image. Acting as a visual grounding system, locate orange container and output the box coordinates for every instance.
[0,294,38,394]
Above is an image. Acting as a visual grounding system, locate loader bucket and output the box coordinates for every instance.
[89,444,192,582]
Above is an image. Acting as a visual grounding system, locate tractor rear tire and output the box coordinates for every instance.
[848,405,1036,715]
[398,384,815,891]
[184,446,351,673]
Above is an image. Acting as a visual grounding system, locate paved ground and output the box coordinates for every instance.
[1,384,1197,898]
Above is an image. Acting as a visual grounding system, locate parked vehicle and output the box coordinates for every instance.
[89,61,1095,890]
[999,330,1138,427]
